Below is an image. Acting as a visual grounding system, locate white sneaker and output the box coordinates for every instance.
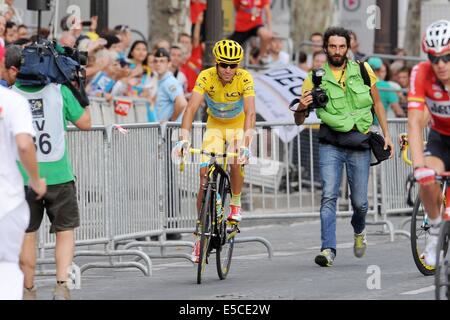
[422,228,439,268]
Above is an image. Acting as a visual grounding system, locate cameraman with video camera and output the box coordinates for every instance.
[294,27,394,268]
[13,40,91,300]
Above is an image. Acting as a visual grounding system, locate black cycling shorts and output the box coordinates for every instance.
[424,129,450,171]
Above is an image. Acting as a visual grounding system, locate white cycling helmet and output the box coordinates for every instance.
[422,19,450,55]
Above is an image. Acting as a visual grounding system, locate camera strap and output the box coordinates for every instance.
[357,61,371,88]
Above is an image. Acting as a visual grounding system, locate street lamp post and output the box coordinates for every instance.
[91,0,109,33]
[204,0,224,69]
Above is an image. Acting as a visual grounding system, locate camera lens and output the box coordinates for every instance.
[317,93,329,105]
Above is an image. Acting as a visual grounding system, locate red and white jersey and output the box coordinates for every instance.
[408,61,450,136]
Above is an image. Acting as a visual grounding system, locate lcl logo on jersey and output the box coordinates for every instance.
[226,92,240,97]
[225,92,241,100]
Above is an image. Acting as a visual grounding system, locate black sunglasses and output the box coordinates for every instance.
[428,53,450,64]
[218,63,239,69]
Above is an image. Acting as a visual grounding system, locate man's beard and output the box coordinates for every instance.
[327,51,348,67]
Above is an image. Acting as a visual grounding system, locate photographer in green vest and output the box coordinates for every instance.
[294,27,394,267]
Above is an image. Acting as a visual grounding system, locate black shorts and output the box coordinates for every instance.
[229,25,264,46]
[191,21,206,43]
[25,181,80,234]
[424,129,450,171]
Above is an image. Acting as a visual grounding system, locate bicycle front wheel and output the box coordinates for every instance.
[216,176,234,280]
[197,185,213,285]
[435,221,450,300]
[410,196,436,276]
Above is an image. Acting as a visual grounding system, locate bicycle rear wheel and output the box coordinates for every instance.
[216,176,235,280]
[197,185,213,285]
[410,196,436,276]
[435,221,450,300]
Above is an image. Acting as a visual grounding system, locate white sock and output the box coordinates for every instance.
[429,216,442,227]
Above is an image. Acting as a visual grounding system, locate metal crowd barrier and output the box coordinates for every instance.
[36,126,153,277]
[37,117,422,281]
[164,121,391,242]
[89,97,150,126]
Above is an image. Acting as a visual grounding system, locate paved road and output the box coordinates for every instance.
[33,216,438,300]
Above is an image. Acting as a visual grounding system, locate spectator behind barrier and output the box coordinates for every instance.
[170,45,188,93]
[114,24,133,61]
[190,0,206,43]
[179,16,204,94]
[124,40,157,100]
[59,31,76,49]
[312,51,327,70]
[249,46,260,65]
[153,47,187,123]
[87,50,123,102]
[0,44,22,88]
[367,57,405,121]
[17,24,28,39]
[266,33,290,68]
[396,66,411,114]
[349,30,366,62]
[5,21,17,45]
[297,51,309,72]
[0,15,6,47]
[229,0,272,65]
[1,0,23,25]
[306,32,324,68]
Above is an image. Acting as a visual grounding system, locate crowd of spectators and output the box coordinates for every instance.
[0,0,418,124]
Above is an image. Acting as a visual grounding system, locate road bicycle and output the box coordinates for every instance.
[400,134,450,299]
[181,148,242,284]
[400,133,436,276]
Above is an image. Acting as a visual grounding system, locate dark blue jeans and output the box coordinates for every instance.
[319,143,371,254]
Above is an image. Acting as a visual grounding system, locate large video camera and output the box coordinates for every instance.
[309,68,329,109]
[17,39,90,107]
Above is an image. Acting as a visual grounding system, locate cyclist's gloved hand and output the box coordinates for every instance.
[414,167,436,185]
[238,147,251,165]
[172,140,190,162]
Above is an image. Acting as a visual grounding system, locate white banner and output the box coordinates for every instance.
[252,65,320,143]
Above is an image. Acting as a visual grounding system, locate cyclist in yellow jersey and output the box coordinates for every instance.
[173,40,256,262]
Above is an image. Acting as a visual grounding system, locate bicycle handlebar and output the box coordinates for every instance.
[179,148,241,173]
[188,148,239,158]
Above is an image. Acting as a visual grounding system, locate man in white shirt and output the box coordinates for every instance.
[0,86,46,300]
[170,45,188,94]
[267,33,290,68]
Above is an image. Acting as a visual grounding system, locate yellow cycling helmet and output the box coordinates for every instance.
[213,39,244,64]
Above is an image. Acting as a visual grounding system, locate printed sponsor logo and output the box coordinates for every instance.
[429,101,450,116]
[225,92,242,99]
[29,99,44,119]
[434,92,443,99]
